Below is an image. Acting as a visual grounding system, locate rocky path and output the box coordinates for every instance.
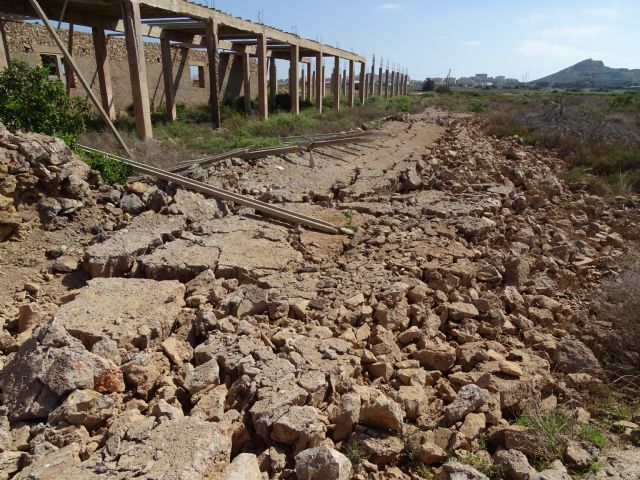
[0,113,638,480]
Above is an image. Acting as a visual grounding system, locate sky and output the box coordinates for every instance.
[204,0,640,81]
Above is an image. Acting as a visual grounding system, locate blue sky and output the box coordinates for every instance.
[208,0,640,81]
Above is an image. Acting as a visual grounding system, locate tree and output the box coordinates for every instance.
[0,60,89,145]
[422,77,436,92]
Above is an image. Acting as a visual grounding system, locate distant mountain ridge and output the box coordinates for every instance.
[533,59,640,88]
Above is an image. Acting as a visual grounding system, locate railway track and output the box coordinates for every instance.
[78,145,342,235]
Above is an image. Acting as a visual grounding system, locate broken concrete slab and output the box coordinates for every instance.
[53,278,185,351]
[138,238,220,283]
[83,212,185,278]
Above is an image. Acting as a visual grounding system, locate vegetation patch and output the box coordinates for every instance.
[77,150,132,185]
[0,60,90,146]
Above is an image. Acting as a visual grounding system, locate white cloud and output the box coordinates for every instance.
[519,14,548,25]
[375,2,401,10]
[539,26,606,38]
[581,7,619,17]
[515,40,604,59]
[462,40,482,47]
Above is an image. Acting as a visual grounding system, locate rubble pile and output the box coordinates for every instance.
[0,116,638,480]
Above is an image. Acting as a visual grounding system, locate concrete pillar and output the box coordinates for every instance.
[269,57,277,100]
[311,70,316,101]
[159,37,176,122]
[306,63,312,102]
[390,71,395,96]
[0,21,9,71]
[333,56,340,111]
[65,24,76,92]
[205,20,221,128]
[290,44,300,115]
[257,33,268,120]
[322,65,326,98]
[369,61,375,97]
[348,60,355,107]
[92,27,116,121]
[122,0,152,140]
[342,68,346,97]
[242,51,252,116]
[384,68,389,98]
[359,62,366,105]
[378,66,383,96]
[300,69,306,104]
[315,52,323,113]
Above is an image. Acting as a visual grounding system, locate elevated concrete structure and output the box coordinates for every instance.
[1,0,368,143]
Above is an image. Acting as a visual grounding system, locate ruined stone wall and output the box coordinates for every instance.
[3,21,258,114]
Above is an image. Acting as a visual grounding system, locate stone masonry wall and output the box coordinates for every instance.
[4,21,258,114]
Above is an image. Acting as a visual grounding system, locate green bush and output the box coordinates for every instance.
[435,84,452,95]
[0,60,89,145]
[78,150,132,185]
[470,100,488,113]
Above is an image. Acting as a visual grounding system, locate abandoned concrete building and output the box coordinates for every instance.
[0,0,409,143]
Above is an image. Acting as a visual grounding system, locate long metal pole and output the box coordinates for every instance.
[78,145,340,235]
[27,0,132,157]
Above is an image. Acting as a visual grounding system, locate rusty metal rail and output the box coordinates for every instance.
[167,131,377,174]
[78,145,341,235]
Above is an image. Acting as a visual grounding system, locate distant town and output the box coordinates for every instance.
[429,73,520,88]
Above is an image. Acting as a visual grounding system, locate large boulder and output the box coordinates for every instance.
[0,324,124,422]
[444,384,488,423]
[554,338,602,377]
[220,453,261,480]
[436,461,490,480]
[295,446,352,480]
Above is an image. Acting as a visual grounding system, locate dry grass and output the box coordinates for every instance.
[80,95,423,166]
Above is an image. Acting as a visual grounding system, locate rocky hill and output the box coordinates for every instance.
[533,59,640,88]
[0,115,639,480]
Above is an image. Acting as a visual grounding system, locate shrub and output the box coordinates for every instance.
[0,60,89,145]
[422,77,436,92]
[435,84,452,95]
[78,150,132,185]
[470,100,487,113]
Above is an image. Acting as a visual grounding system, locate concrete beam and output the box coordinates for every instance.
[257,33,268,120]
[348,60,355,107]
[333,56,340,111]
[159,37,176,122]
[136,0,365,62]
[93,27,116,121]
[290,44,300,115]
[242,50,251,116]
[205,20,221,128]
[315,52,323,113]
[122,0,153,140]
